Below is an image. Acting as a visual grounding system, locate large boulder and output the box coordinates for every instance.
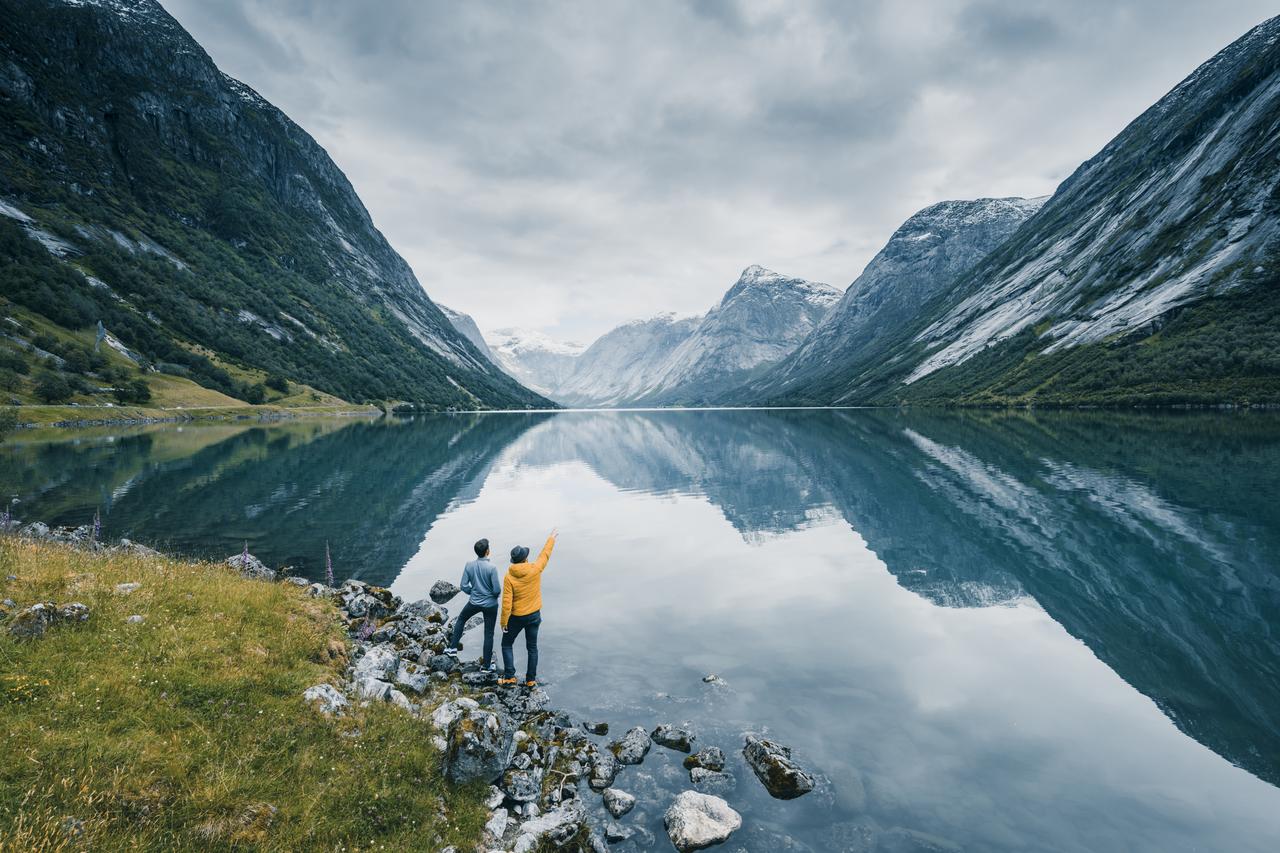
[226,551,274,581]
[743,734,815,800]
[442,702,516,785]
[510,800,587,853]
[396,598,448,623]
[664,791,741,852]
[343,591,391,620]
[429,580,461,605]
[651,723,695,753]
[302,683,348,716]
[612,726,651,765]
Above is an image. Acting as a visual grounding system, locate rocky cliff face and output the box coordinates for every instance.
[554,313,701,408]
[0,0,547,408]
[769,15,1280,406]
[559,266,839,407]
[439,304,495,364]
[749,198,1045,404]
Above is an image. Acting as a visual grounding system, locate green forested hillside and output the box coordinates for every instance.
[0,0,550,412]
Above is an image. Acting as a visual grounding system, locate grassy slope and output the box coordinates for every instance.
[0,539,486,851]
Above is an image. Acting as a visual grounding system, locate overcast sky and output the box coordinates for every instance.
[164,1,1274,344]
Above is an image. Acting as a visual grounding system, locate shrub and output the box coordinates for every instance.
[265,374,290,393]
[33,371,72,404]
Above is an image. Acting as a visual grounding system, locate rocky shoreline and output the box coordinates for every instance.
[3,521,817,852]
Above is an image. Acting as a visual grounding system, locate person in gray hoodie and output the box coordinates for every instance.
[444,538,502,670]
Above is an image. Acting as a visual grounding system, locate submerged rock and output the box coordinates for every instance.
[664,791,741,851]
[651,723,695,752]
[583,720,609,736]
[689,768,736,796]
[743,734,815,800]
[429,579,461,605]
[612,726,651,765]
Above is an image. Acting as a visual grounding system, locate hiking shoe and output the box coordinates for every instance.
[497,677,517,687]
[443,647,459,658]
[525,680,538,688]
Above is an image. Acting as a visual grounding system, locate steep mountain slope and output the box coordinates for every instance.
[562,265,839,407]
[750,197,1046,404]
[438,304,494,363]
[554,313,701,407]
[0,0,548,409]
[777,15,1280,407]
[485,328,585,398]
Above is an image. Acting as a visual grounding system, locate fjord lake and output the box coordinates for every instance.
[5,409,1280,853]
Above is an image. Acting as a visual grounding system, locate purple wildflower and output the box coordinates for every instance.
[241,540,249,566]
[357,619,376,641]
[325,541,334,588]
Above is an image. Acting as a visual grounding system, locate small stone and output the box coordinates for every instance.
[651,723,695,752]
[126,614,144,624]
[355,677,393,702]
[684,746,725,772]
[484,785,505,809]
[664,791,741,852]
[225,551,274,581]
[114,582,141,595]
[352,644,399,682]
[283,576,310,587]
[588,747,620,791]
[611,726,651,765]
[302,683,348,716]
[56,602,90,623]
[583,720,609,735]
[429,579,461,605]
[394,661,430,694]
[427,653,458,674]
[9,602,57,639]
[485,807,509,840]
[387,688,414,711]
[502,768,540,803]
[602,787,636,818]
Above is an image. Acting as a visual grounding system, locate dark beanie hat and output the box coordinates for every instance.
[510,545,530,563]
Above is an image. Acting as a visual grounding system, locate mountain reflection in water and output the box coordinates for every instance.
[5,409,1280,851]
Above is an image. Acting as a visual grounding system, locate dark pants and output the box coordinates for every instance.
[450,601,498,667]
[501,610,542,681]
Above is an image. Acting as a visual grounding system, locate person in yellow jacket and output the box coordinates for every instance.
[498,529,557,687]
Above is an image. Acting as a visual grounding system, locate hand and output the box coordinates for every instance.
[550,527,559,538]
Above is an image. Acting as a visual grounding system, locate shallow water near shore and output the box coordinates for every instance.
[6,408,1280,852]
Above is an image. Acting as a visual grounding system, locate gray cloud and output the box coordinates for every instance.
[163,0,1277,342]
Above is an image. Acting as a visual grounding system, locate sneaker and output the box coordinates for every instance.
[496,677,516,686]
[443,647,459,658]
[524,679,538,688]
[486,662,498,673]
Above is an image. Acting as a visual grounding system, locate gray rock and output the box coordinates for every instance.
[427,653,458,674]
[20,521,50,539]
[583,720,609,735]
[283,576,310,587]
[429,579,461,605]
[355,677,393,702]
[684,746,726,772]
[510,800,586,853]
[602,787,636,818]
[352,643,399,682]
[302,683,348,716]
[126,614,145,624]
[442,703,516,785]
[226,551,274,581]
[387,688,414,711]
[743,734,815,800]
[56,602,90,623]
[395,661,430,694]
[396,598,447,623]
[501,768,541,803]
[588,746,620,791]
[663,791,742,852]
[430,696,479,732]
[306,583,338,599]
[484,785,505,809]
[485,806,509,841]
[114,582,141,595]
[343,591,391,620]
[9,601,57,638]
[462,670,498,687]
[651,723,695,753]
[612,726,651,765]
[392,614,432,640]
[689,768,736,796]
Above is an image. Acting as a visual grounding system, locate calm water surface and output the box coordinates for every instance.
[5,409,1280,852]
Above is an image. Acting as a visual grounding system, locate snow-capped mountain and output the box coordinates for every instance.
[485,329,586,397]
[558,266,841,407]
[747,197,1046,403]
[766,14,1280,406]
[555,313,703,407]
[438,305,494,363]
